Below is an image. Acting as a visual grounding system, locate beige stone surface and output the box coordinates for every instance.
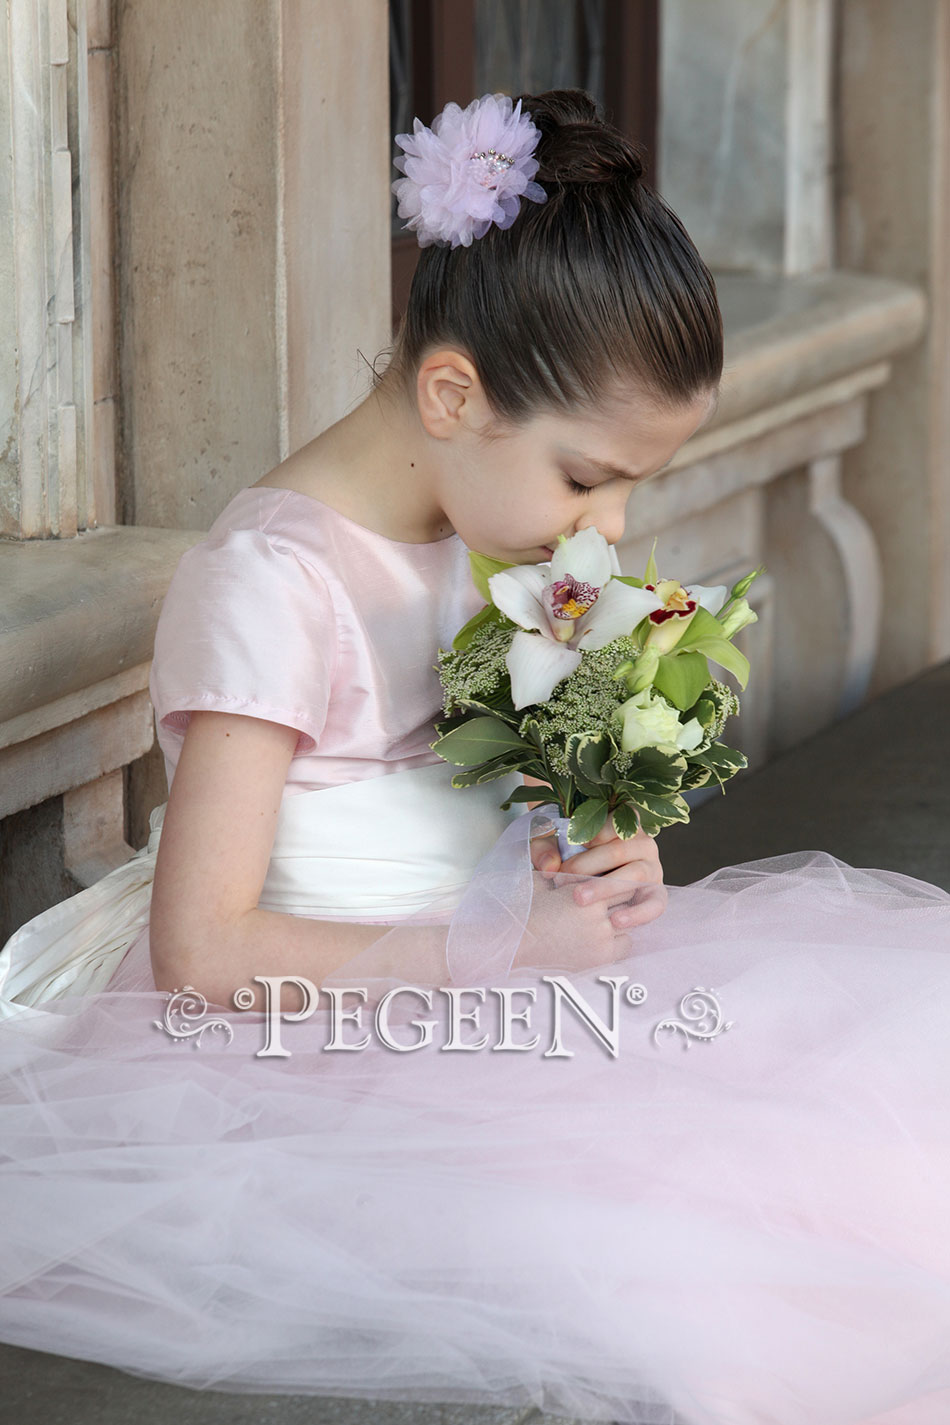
[113,0,392,530]
[2,0,57,538]
[709,270,925,435]
[0,9,16,530]
[0,661,150,752]
[63,768,136,886]
[645,381,871,525]
[836,0,950,683]
[0,690,154,819]
[0,526,202,721]
[86,43,118,524]
[115,0,282,528]
[659,0,788,273]
[280,0,392,455]
[785,0,834,273]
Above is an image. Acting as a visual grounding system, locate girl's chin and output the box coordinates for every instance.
[464,542,553,562]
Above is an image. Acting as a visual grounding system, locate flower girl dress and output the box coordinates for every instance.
[1,485,949,1425]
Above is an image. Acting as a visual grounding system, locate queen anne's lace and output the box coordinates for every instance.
[392,93,548,248]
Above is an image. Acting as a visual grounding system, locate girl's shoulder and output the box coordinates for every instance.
[218,477,470,576]
[156,486,344,669]
[151,485,344,760]
[206,482,337,570]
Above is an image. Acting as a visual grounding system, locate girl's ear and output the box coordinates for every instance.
[416,347,491,439]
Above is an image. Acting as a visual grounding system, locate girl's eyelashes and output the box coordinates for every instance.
[563,474,592,496]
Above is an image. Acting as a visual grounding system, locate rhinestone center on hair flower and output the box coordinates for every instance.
[470,148,515,189]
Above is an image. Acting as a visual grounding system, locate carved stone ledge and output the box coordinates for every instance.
[0,687,154,821]
[0,525,202,724]
[0,526,202,839]
[708,269,927,431]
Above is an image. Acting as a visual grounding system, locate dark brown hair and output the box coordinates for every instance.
[382,89,722,425]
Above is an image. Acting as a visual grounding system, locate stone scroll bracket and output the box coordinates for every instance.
[807,451,883,718]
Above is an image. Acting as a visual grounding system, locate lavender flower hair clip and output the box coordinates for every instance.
[392,92,548,249]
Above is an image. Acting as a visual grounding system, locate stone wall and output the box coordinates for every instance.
[659,0,788,273]
[836,0,950,686]
[0,0,392,937]
[658,0,949,710]
[114,0,391,532]
[115,0,283,529]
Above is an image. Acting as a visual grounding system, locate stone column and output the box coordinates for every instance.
[0,0,100,538]
[114,0,391,530]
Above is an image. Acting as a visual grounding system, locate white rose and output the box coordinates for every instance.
[613,688,705,754]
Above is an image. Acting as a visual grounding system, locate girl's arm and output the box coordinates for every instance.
[149,710,450,1013]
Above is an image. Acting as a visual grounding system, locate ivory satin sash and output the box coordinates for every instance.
[257,760,525,918]
[0,761,527,1016]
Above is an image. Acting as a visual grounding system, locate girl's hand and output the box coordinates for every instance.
[523,774,669,932]
[515,865,638,973]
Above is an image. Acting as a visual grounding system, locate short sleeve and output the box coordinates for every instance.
[149,527,338,757]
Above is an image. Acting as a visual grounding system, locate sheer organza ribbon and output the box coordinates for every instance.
[0,762,589,1016]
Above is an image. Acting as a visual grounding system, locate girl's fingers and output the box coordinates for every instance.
[571,862,663,906]
[529,831,561,874]
[530,825,664,888]
[560,836,661,880]
[609,884,669,929]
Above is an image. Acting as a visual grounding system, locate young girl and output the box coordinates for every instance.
[1,89,949,1425]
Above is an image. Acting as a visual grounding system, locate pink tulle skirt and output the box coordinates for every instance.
[1,810,950,1425]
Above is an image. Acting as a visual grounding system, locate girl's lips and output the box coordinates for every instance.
[540,545,554,558]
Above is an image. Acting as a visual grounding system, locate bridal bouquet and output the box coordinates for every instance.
[430,527,763,845]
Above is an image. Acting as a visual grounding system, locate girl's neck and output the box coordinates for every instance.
[289,383,456,545]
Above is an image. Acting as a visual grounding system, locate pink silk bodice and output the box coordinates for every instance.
[149,486,483,798]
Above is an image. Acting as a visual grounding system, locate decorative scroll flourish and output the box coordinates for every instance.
[653,987,734,1049]
[153,985,234,1048]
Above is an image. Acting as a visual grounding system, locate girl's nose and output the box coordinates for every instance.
[575,508,626,548]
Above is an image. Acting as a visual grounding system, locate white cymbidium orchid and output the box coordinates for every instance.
[487,528,662,710]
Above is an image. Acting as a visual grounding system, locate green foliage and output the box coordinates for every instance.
[451,602,509,652]
[566,797,611,846]
[468,551,516,602]
[499,784,558,810]
[670,606,751,689]
[564,731,613,797]
[653,649,710,710]
[431,716,530,767]
[610,801,642,839]
[729,565,765,601]
[688,743,748,788]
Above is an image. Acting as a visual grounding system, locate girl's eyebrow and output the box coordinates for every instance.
[562,447,673,481]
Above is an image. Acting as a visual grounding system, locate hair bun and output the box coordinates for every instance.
[519,88,645,186]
